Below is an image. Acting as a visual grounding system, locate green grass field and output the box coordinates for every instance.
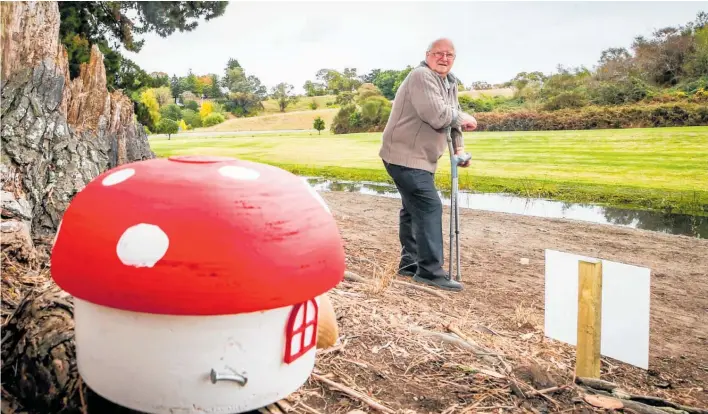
[149,126,708,215]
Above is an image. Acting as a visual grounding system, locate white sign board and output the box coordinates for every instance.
[544,249,651,369]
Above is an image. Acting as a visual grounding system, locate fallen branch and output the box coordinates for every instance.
[344,270,448,299]
[395,279,447,299]
[574,376,618,392]
[409,326,499,366]
[444,322,508,370]
[296,402,325,414]
[576,377,708,414]
[524,385,568,397]
[312,373,395,414]
[444,362,506,379]
[344,270,369,283]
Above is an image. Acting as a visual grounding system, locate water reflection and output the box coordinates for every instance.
[304,177,706,239]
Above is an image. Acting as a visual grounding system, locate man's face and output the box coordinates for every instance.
[425,41,456,76]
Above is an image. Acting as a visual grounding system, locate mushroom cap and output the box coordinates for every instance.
[50,155,345,315]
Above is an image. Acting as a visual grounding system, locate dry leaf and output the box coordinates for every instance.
[584,394,624,409]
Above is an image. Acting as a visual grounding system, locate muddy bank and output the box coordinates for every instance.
[307,191,708,412]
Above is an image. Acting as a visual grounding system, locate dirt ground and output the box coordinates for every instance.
[2,191,707,414]
[292,191,708,413]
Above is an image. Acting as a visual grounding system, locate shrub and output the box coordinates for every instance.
[203,112,225,127]
[181,109,202,128]
[330,104,357,134]
[330,102,707,134]
[589,77,652,106]
[309,100,319,110]
[184,100,200,111]
[458,94,522,112]
[200,101,214,119]
[474,102,708,131]
[330,95,392,134]
[542,91,588,111]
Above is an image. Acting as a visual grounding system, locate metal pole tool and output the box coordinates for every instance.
[446,127,471,282]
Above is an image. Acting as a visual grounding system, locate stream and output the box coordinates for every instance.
[304,177,707,239]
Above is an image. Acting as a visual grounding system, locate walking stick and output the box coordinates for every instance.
[446,127,471,282]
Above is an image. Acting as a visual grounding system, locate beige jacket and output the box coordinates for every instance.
[379,61,465,173]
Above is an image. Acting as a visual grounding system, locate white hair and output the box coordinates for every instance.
[427,38,455,52]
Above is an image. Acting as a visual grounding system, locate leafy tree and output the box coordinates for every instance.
[170,75,183,102]
[221,58,267,115]
[157,119,179,140]
[303,80,327,96]
[160,104,182,121]
[356,83,383,104]
[270,83,299,112]
[178,119,189,131]
[315,68,362,94]
[684,25,708,78]
[335,92,354,106]
[58,2,228,91]
[207,74,223,98]
[313,116,325,134]
[152,86,173,107]
[140,89,161,126]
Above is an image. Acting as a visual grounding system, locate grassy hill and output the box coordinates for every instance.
[261,94,338,113]
[198,108,338,132]
[200,88,514,132]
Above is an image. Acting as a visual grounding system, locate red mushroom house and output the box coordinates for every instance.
[50,155,345,413]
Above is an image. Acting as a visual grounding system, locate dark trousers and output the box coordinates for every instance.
[383,161,446,279]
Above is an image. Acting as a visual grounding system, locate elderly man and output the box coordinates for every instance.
[379,38,477,292]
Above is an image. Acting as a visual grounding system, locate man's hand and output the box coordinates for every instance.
[460,112,477,131]
[455,148,471,168]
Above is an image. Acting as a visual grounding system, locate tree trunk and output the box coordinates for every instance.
[1,2,154,412]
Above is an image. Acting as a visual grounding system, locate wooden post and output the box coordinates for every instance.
[576,259,603,378]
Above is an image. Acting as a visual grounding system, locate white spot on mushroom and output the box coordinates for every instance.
[306,184,331,214]
[218,165,260,180]
[116,223,169,268]
[102,168,135,186]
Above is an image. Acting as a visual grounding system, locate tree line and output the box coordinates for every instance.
[57,2,706,134]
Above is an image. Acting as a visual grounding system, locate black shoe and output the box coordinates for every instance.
[413,273,463,292]
[398,263,417,277]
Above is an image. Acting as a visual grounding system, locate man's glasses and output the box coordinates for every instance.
[430,51,455,59]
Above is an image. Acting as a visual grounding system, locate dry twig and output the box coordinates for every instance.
[312,373,395,414]
[344,270,447,299]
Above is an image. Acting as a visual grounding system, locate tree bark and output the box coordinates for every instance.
[1,2,154,412]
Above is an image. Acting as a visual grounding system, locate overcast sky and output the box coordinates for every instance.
[124,1,705,93]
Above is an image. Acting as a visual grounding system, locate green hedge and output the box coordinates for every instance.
[332,102,708,134]
[474,102,708,131]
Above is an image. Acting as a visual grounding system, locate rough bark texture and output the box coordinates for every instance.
[1,2,154,412]
[1,1,154,263]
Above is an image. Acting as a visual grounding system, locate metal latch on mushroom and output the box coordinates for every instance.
[210,366,248,385]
